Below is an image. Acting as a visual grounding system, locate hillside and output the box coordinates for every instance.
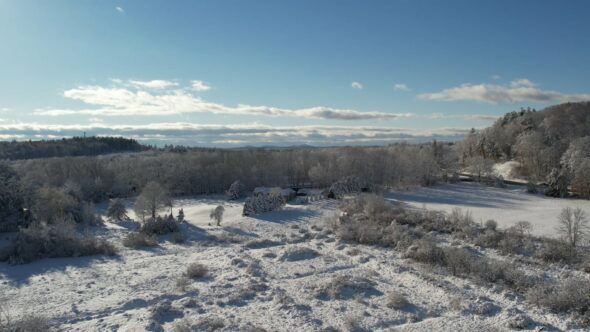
[0,136,147,160]
[458,102,590,198]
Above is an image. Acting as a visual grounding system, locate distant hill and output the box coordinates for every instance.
[0,136,147,160]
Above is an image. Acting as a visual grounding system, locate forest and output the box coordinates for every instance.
[2,101,590,234]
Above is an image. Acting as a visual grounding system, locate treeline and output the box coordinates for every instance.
[0,142,457,231]
[0,136,146,160]
[457,102,590,197]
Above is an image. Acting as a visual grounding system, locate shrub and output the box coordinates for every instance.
[278,247,319,261]
[243,193,285,216]
[405,238,445,265]
[329,176,362,199]
[106,199,128,222]
[386,291,409,310]
[123,232,157,248]
[313,275,381,301]
[443,247,475,276]
[484,220,497,231]
[225,180,245,201]
[1,314,50,332]
[209,205,224,226]
[185,262,208,279]
[1,222,117,264]
[526,278,590,313]
[141,215,179,235]
[535,238,573,263]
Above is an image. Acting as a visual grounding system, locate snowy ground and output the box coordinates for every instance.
[387,182,590,237]
[1,184,589,331]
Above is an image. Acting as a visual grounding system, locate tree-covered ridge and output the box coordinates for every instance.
[0,136,146,160]
[458,101,590,197]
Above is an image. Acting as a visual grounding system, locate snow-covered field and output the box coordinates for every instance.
[387,182,590,237]
[1,184,589,331]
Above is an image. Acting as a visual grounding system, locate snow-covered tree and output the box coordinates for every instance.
[134,182,171,221]
[209,205,225,226]
[556,207,589,250]
[329,176,362,199]
[106,199,128,222]
[465,156,494,182]
[225,180,245,201]
[177,208,185,223]
[242,193,285,216]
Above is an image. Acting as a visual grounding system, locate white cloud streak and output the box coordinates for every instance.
[351,82,363,90]
[191,80,211,91]
[129,80,178,89]
[34,81,413,121]
[419,79,590,104]
[115,6,124,13]
[0,122,472,147]
[393,83,410,92]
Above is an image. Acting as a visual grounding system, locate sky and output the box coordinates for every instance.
[1,0,590,147]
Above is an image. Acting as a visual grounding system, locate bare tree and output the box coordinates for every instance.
[465,156,494,182]
[134,182,171,221]
[209,205,224,226]
[556,207,589,250]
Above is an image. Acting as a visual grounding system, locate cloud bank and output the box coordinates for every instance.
[0,122,471,147]
[34,80,412,121]
[419,79,590,104]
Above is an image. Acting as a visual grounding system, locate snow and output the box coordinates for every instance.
[1,188,589,331]
[386,182,590,237]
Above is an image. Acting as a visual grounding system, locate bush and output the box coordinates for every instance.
[141,215,179,235]
[185,262,208,279]
[0,314,50,332]
[329,176,362,198]
[225,180,245,201]
[526,278,590,313]
[243,193,285,216]
[386,291,409,310]
[1,222,117,264]
[405,238,445,265]
[535,238,574,263]
[484,220,497,231]
[122,232,157,248]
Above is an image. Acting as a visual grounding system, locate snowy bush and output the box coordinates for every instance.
[1,222,117,264]
[242,193,285,216]
[328,176,362,198]
[185,262,208,279]
[141,215,179,235]
[106,198,128,222]
[123,232,157,248]
[225,180,246,200]
[526,278,590,313]
[386,291,409,310]
[209,205,224,226]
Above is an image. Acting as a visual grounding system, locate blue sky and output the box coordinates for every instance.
[1,0,589,146]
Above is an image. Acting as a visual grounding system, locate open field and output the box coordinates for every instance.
[1,184,589,331]
[387,182,590,237]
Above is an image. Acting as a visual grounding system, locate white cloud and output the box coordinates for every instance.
[393,83,410,92]
[88,117,104,123]
[116,6,124,13]
[351,82,363,90]
[419,79,590,104]
[491,74,501,80]
[129,80,178,89]
[0,122,472,147]
[428,113,498,122]
[191,80,211,91]
[34,81,414,121]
